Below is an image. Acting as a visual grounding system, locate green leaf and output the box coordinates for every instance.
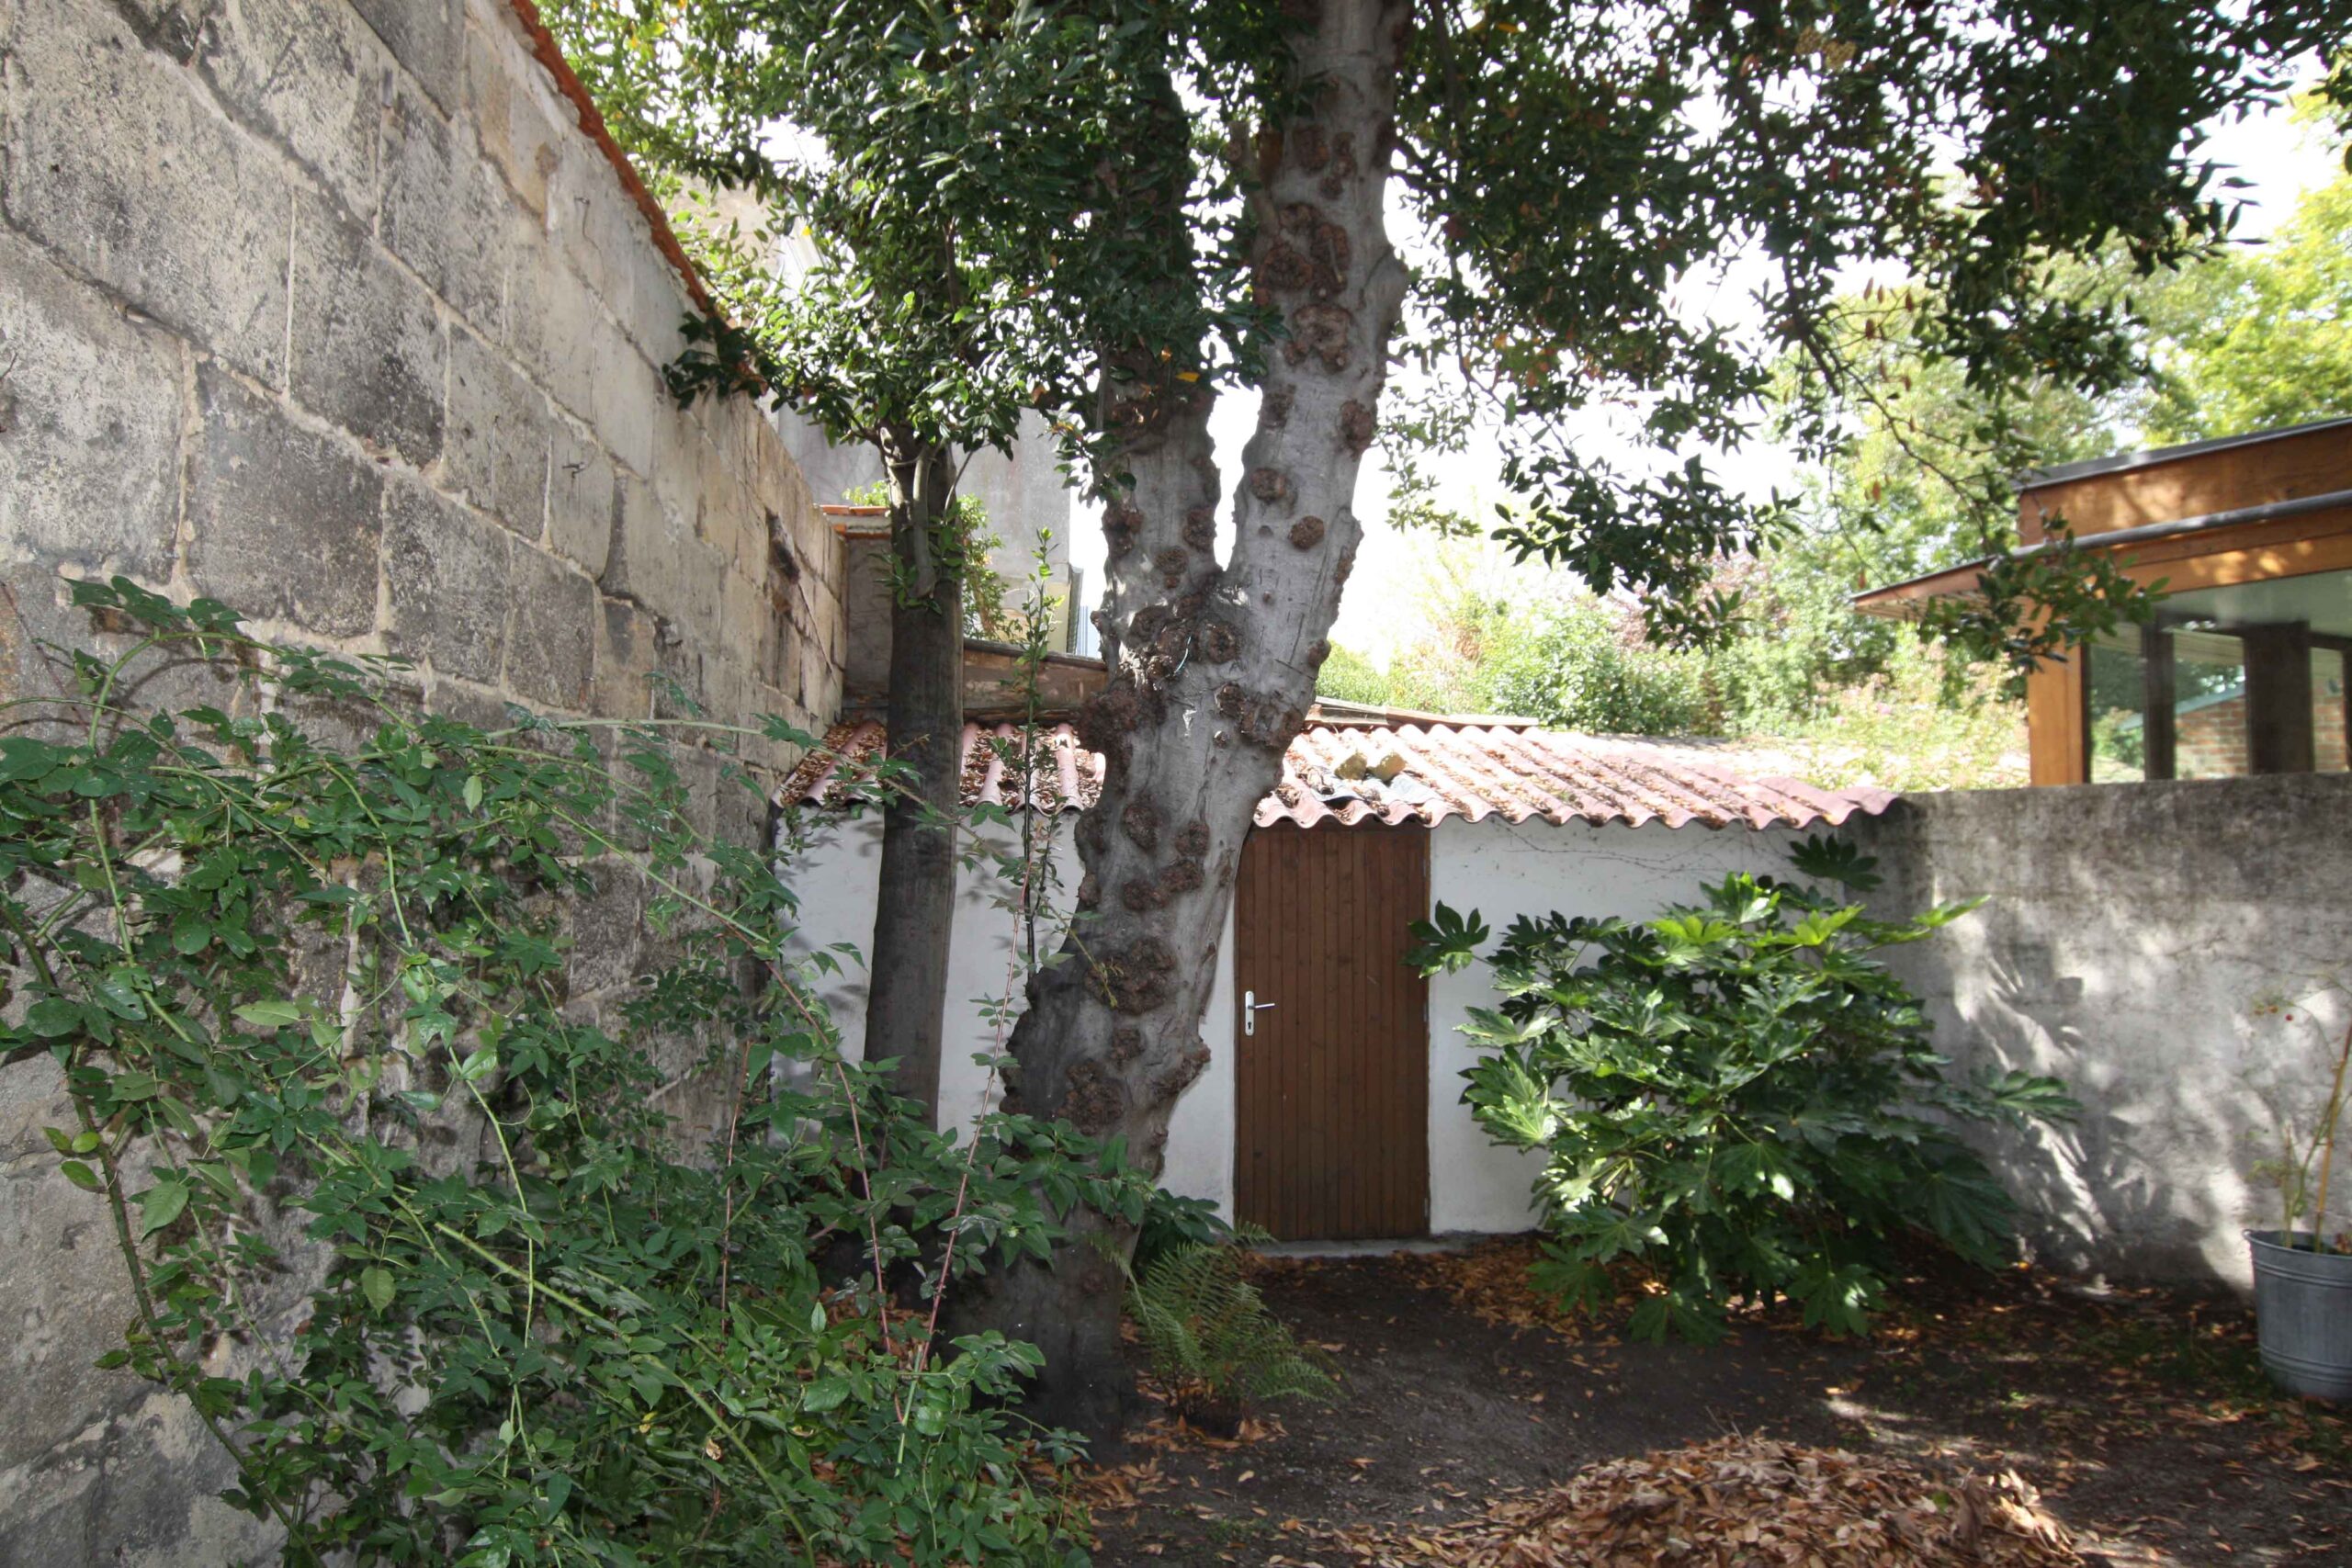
[59,1160,102,1192]
[27,998,82,1038]
[1715,1141,1803,1201]
[1795,1260,1883,1337]
[800,1376,851,1413]
[234,1000,303,1029]
[136,1179,188,1238]
[171,916,213,955]
[361,1265,396,1315]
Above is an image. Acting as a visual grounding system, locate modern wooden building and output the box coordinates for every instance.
[1857,418,2352,785]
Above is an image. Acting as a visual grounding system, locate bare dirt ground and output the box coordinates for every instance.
[1083,1241,2350,1566]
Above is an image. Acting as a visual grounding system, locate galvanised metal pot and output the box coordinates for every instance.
[2246,1230,2352,1402]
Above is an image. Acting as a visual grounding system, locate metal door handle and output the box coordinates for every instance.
[1243,990,1276,1036]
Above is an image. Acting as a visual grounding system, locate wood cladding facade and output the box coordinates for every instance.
[2018,422,2352,545]
[1233,824,1431,1241]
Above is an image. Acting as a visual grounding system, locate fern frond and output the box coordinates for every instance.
[1125,1241,1337,1405]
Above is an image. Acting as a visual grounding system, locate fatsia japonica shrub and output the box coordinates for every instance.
[1408,837,2075,1344]
[0,580,1132,1566]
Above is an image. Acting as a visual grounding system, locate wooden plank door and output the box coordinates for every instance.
[1233,824,1430,1240]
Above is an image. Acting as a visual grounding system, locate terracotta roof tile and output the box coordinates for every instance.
[784,720,1897,832]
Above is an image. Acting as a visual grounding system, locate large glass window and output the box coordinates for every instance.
[2081,569,2352,782]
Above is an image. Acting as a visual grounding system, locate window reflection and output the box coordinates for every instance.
[2172,630,2249,779]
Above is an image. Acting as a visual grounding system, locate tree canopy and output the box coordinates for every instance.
[544,0,2352,1424]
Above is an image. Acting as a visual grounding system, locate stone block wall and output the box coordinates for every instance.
[0,0,844,1557]
[1848,773,2352,1293]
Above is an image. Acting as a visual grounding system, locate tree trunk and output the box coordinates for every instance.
[865,441,964,1121]
[980,0,1411,1435]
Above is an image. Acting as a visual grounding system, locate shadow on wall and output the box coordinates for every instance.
[1851,774,2352,1296]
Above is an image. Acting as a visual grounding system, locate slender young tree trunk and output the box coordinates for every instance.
[866,441,964,1121]
[980,0,1412,1434]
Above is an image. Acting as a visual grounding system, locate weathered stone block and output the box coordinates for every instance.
[186,367,383,636]
[548,418,616,576]
[544,133,660,341]
[604,473,724,647]
[563,859,648,996]
[505,255,606,434]
[464,12,565,220]
[382,476,510,683]
[288,192,445,467]
[0,1387,280,1567]
[503,545,594,711]
[3,0,291,389]
[0,231,183,580]
[349,0,461,114]
[0,1058,149,1476]
[445,326,549,536]
[650,410,708,542]
[649,620,704,723]
[585,329,662,481]
[191,0,384,222]
[622,233,695,367]
[719,565,774,677]
[590,593,657,721]
[378,73,519,333]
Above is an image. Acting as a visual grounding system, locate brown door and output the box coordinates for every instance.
[1233,823,1430,1240]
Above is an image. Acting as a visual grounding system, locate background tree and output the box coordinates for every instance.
[2145,171,2352,440]
[993,0,2349,1428]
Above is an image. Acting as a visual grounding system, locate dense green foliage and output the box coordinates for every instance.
[545,1,2350,680]
[542,0,1253,471]
[2145,171,2352,442]
[1317,548,2025,788]
[1,581,1140,1565]
[1408,838,2076,1344]
[1392,2,2346,664]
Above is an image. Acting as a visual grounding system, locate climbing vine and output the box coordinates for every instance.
[0,580,1138,1565]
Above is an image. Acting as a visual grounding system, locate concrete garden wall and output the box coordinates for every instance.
[0,0,844,1557]
[1848,774,2352,1293]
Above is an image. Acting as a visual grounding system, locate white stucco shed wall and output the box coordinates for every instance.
[1424,817,1807,1233]
[783,807,1241,1208]
[784,808,1815,1235]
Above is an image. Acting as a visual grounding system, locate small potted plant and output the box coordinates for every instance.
[2246,994,2352,1401]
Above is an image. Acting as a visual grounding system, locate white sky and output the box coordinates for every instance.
[1066,79,2343,664]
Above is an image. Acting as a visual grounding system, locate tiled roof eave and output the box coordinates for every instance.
[787,719,1899,835]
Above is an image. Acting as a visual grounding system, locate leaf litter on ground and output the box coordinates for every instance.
[1302,1434,2076,1567]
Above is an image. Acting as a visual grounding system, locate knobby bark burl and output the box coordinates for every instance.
[977,0,1412,1433]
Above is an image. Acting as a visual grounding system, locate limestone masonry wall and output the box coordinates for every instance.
[0,0,844,1557]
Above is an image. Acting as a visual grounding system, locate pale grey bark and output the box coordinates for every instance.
[979,0,1412,1431]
